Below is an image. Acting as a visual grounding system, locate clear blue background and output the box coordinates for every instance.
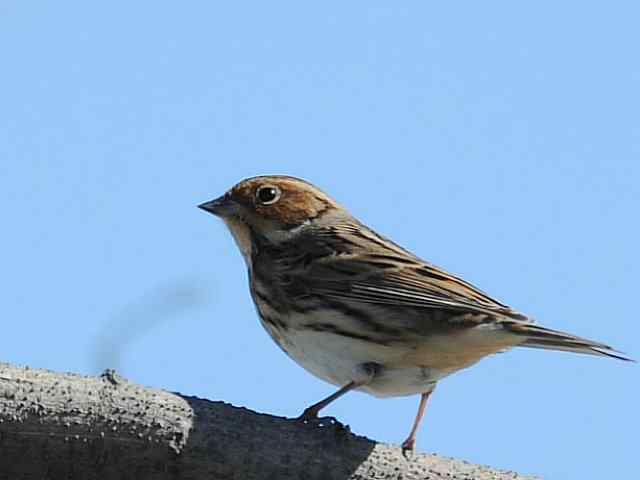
[2,2,638,478]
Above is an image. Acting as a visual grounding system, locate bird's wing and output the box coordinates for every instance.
[286,224,632,361]
[299,223,529,323]
[308,254,527,321]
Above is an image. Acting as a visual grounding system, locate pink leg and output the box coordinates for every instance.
[401,390,433,454]
[297,381,360,420]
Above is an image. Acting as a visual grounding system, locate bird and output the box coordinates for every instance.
[198,175,632,453]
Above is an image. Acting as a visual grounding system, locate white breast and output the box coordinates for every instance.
[259,308,445,398]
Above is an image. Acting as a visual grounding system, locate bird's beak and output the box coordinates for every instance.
[198,193,236,217]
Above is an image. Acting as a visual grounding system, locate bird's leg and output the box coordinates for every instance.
[401,390,433,455]
[298,362,378,420]
[297,381,359,420]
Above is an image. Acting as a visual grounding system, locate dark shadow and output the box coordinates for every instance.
[178,394,376,480]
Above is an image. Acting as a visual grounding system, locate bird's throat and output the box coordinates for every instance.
[222,217,254,267]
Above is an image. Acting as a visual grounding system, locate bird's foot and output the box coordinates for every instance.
[401,437,416,459]
[296,411,349,432]
[296,406,320,422]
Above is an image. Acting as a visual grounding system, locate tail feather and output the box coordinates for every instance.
[505,322,634,362]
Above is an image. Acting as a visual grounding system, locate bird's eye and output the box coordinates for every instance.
[256,185,281,205]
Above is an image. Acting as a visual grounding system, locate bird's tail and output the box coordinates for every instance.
[504,322,634,362]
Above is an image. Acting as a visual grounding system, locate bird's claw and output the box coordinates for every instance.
[296,406,319,422]
[296,413,348,432]
[401,438,416,459]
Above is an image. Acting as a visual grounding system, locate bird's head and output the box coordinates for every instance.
[199,175,345,262]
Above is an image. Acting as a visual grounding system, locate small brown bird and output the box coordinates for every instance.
[199,175,631,452]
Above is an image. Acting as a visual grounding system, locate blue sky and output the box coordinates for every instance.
[2,2,638,478]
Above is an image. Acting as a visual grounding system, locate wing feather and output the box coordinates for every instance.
[298,224,529,322]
